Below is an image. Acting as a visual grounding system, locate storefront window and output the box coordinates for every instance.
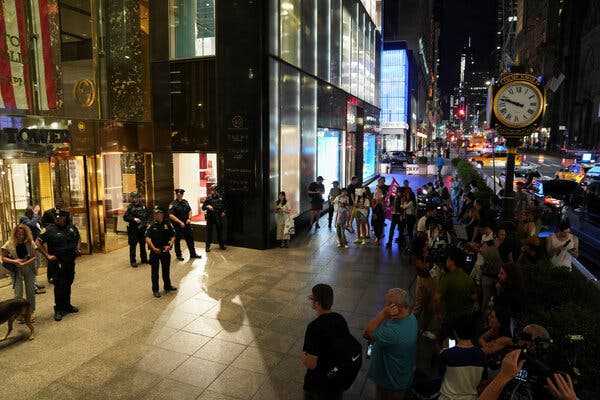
[317,129,342,193]
[172,153,218,225]
[280,0,301,66]
[363,133,377,180]
[101,153,153,251]
[168,0,216,59]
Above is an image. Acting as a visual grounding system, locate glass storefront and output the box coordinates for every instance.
[100,153,154,252]
[168,0,216,59]
[172,152,218,225]
[363,133,377,180]
[317,129,343,193]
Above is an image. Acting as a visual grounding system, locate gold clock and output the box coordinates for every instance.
[493,80,544,129]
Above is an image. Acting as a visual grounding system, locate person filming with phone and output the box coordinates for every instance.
[363,288,418,400]
[546,221,578,271]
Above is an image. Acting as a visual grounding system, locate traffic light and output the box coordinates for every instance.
[454,104,467,120]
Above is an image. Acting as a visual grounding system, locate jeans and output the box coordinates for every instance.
[328,204,335,227]
[206,217,224,249]
[150,252,172,293]
[387,214,404,245]
[54,258,76,312]
[174,225,197,258]
[336,224,348,245]
[12,263,36,312]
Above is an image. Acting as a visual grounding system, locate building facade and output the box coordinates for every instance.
[151,0,382,249]
[0,0,170,253]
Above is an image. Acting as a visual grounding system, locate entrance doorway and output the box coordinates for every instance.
[0,156,92,253]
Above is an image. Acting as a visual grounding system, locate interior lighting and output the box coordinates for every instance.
[281,1,294,11]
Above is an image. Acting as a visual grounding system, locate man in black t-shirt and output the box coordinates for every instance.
[346,176,360,205]
[307,176,325,230]
[302,284,349,400]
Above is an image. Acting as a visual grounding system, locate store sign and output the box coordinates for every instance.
[0,127,69,144]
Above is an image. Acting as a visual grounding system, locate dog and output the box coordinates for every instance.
[0,298,34,341]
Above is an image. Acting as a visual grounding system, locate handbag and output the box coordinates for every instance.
[2,261,18,274]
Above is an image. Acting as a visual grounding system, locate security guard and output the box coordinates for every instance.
[202,188,226,252]
[36,213,81,321]
[168,189,200,261]
[145,207,177,298]
[123,193,149,267]
[40,199,71,284]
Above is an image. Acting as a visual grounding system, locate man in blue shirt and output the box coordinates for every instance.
[364,288,418,399]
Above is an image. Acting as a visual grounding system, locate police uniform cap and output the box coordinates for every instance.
[175,188,185,194]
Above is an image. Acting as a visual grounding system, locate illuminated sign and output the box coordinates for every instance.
[380,48,409,129]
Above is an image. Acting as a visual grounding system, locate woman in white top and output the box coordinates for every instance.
[274,191,293,247]
[354,188,371,245]
[546,221,578,271]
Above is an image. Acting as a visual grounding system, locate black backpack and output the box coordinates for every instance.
[325,332,363,391]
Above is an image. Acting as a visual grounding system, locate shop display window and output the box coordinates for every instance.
[102,153,153,251]
[172,153,218,225]
[317,129,342,193]
[363,133,377,180]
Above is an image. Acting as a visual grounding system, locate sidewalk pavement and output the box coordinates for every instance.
[0,172,434,400]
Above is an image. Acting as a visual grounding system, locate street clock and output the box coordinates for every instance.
[491,73,545,138]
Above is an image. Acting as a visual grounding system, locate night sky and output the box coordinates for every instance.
[438,0,497,117]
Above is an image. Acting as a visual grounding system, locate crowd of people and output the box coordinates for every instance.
[299,168,581,399]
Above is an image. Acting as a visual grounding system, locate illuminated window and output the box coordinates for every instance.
[380,47,408,128]
[172,153,218,225]
[168,0,215,59]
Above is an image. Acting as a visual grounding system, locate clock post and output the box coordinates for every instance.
[490,72,546,223]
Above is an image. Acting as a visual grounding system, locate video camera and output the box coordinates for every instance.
[500,333,584,399]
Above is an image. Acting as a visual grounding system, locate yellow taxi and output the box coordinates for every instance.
[555,163,585,183]
[470,152,522,168]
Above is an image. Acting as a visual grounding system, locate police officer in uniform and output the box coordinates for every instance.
[36,213,81,321]
[123,193,149,267]
[145,207,177,298]
[168,189,200,261]
[40,200,71,284]
[202,188,226,252]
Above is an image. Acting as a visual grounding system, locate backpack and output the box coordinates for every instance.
[325,332,363,391]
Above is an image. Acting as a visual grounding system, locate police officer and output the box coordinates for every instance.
[123,193,149,267]
[202,188,226,252]
[168,189,200,261]
[36,213,81,321]
[145,207,177,298]
[40,200,71,284]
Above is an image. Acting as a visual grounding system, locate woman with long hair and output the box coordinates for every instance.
[1,224,38,319]
[371,188,385,245]
[354,188,371,245]
[274,191,292,247]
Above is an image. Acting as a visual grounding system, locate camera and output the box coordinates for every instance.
[500,334,583,399]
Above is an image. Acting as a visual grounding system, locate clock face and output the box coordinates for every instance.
[493,81,544,128]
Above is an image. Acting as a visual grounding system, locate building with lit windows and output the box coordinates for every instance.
[0,0,380,253]
[151,0,381,249]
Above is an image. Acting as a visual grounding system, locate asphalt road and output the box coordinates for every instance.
[481,152,562,180]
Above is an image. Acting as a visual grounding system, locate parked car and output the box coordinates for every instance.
[470,152,522,168]
[555,163,586,183]
[388,151,414,166]
[584,165,600,183]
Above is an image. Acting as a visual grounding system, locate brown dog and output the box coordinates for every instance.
[0,298,34,341]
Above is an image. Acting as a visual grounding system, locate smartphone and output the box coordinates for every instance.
[448,339,456,348]
[366,343,373,359]
[515,368,528,382]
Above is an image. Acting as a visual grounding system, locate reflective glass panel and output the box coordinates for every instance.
[279,65,301,215]
[168,0,216,59]
[280,0,301,66]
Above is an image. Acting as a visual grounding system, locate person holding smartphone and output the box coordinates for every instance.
[546,221,579,271]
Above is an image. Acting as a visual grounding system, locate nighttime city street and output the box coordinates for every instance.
[1,0,600,399]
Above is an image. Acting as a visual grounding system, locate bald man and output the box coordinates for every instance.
[364,289,418,400]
